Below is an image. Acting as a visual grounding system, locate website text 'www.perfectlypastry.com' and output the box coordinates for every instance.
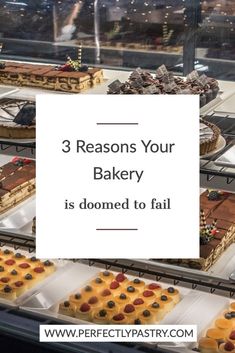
[40,325,197,342]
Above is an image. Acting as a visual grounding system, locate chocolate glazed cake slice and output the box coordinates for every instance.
[0,158,35,213]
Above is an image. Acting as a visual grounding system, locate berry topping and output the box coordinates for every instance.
[34,267,45,273]
[99,309,107,317]
[80,303,90,312]
[19,263,30,269]
[231,312,235,318]
[148,283,161,290]
[30,256,37,262]
[167,287,175,294]
[230,331,235,340]
[127,286,135,293]
[119,293,127,300]
[103,271,110,276]
[107,301,115,308]
[15,281,24,287]
[84,285,92,292]
[224,342,235,351]
[160,295,168,301]
[1,277,9,283]
[113,313,125,321]
[133,298,144,305]
[25,273,33,280]
[0,266,4,272]
[225,312,232,319]
[11,270,18,275]
[88,296,98,305]
[143,290,154,298]
[110,281,120,290]
[115,273,127,283]
[64,301,70,307]
[95,278,102,284]
[124,304,135,313]
[44,260,52,266]
[75,293,81,300]
[143,310,151,317]
[5,259,15,266]
[133,279,141,284]
[4,249,10,255]
[4,285,12,293]
[152,302,160,309]
[101,289,111,297]
[15,253,23,258]
[134,319,142,325]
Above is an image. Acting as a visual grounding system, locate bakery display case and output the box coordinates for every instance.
[0,1,234,353]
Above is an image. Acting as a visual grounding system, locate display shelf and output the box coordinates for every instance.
[200,111,235,190]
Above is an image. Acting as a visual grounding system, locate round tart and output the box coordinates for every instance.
[206,328,226,342]
[103,300,119,314]
[198,337,219,353]
[100,288,113,301]
[91,277,107,292]
[0,285,16,300]
[157,295,174,312]
[12,280,28,296]
[31,266,46,281]
[98,271,115,284]
[111,313,129,325]
[200,119,220,156]
[12,253,26,264]
[0,265,8,278]
[133,298,146,313]
[230,303,235,312]
[43,260,55,275]
[223,311,235,326]
[115,293,130,306]
[75,303,92,321]
[69,292,84,307]
[23,273,38,289]
[141,290,156,304]
[219,342,235,352]
[27,256,42,267]
[17,262,32,276]
[147,301,166,321]
[123,285,139,300]
[81,285,97,299]
[123,304,137,320]
[109,281,121,295]
[138,309,156,324]
[228,330,235,344]
[128,278,145,290]
[87,296,102,309]
[115,273,128,285]
[162,287,180,304]
[59,301,75,317]
[2,249,14,259]
[215,318,233,335]
[3,259,17,270]
[145,283,162,296]
[92,309,111,324]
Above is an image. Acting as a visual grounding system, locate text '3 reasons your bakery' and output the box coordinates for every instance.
[61,139,176,183]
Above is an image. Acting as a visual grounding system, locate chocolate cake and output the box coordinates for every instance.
[0,99,35,139]
[200,119,221,156]
[0,61,103,93]
[160,190,235,271]
[107,65,219,107]
[0,158,35,213]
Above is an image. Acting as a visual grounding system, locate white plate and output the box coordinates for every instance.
[200,135,226,159]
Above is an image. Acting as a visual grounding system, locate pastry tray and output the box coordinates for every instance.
[0,245,70,308]
[20,263,230,351]
[0,155,35,238]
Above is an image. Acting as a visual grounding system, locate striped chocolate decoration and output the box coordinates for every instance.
[77,44,82,67]
[200,209,207,231]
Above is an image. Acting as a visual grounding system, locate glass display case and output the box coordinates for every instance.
[0,0,234,79]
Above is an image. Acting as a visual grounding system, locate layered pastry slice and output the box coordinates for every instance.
[0,99,35,139]
[0,158,35,213]
[0,60,103,93]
